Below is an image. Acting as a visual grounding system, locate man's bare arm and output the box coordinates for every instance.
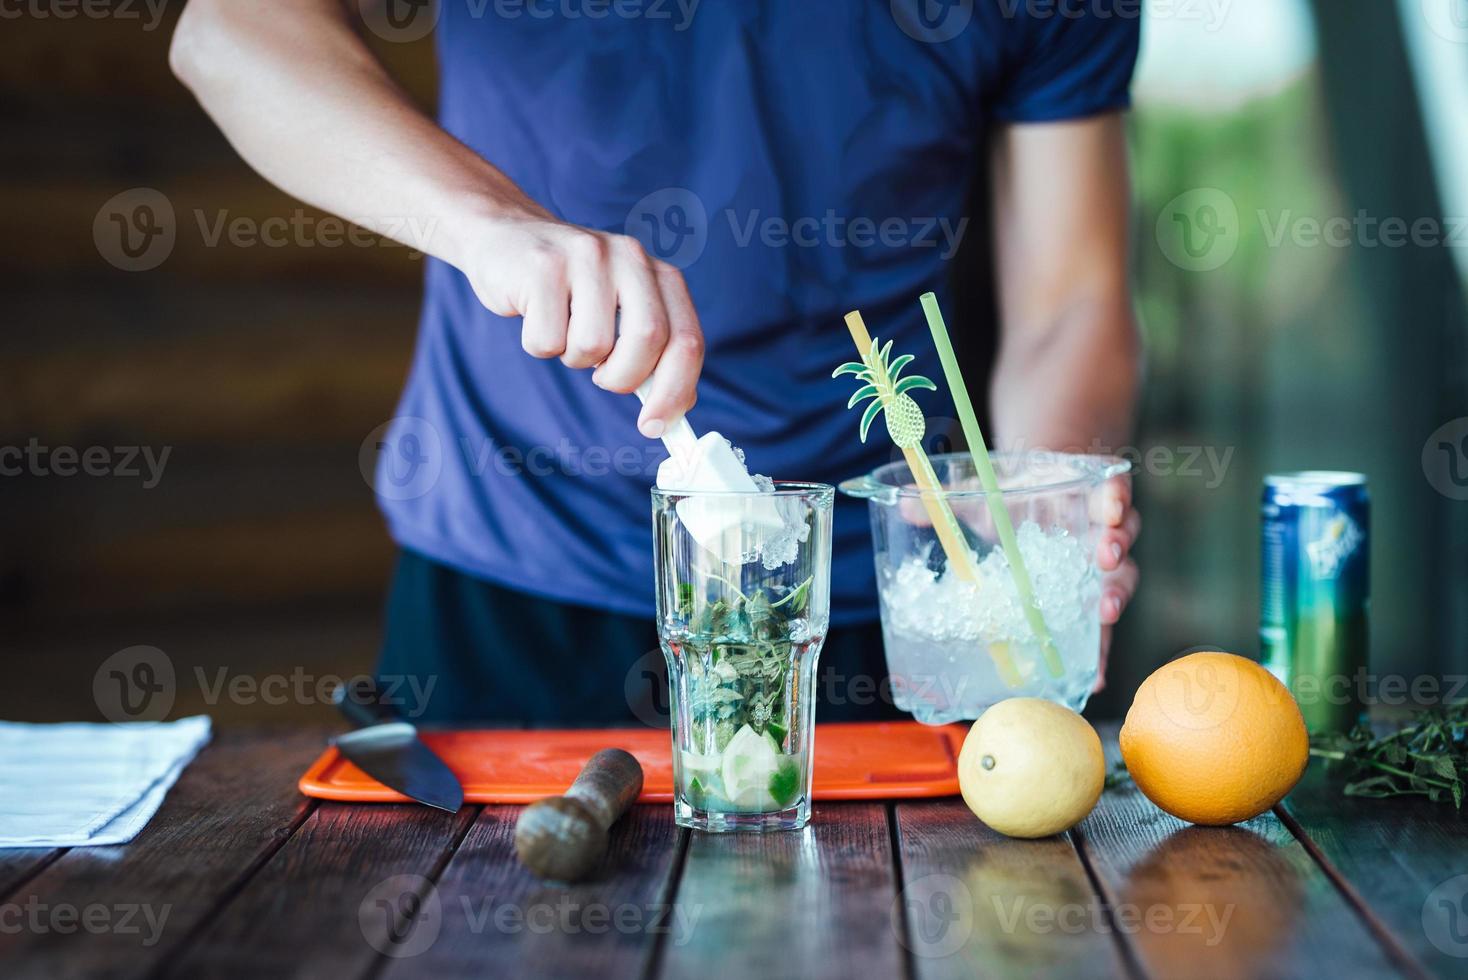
[989,113,1141,654]
[988,115,1139,454]
[169,0,701,436]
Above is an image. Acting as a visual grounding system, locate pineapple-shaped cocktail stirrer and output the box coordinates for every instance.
[838,311,1021,688]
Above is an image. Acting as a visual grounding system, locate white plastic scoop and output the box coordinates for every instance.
[635,381,787,564]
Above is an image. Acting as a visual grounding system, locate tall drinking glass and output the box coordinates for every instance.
[652,483,833,832]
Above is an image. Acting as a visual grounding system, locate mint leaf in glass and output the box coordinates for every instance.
[768,759,800,807]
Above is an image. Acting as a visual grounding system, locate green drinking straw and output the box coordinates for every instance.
[919,292,1065,679]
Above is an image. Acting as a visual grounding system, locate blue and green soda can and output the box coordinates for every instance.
[1260,472,1370,733]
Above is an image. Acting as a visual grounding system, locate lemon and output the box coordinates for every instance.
[958,698,1105,838]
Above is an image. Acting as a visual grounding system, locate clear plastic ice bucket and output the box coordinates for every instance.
[841,452,1129,724]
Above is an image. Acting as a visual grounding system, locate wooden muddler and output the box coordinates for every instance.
[514,748,644,882]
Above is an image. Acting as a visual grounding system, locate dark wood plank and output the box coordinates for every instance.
[0,7,436,115]
[38,508,396,616]
[1080,727,1406,980]
[3,291,415,442]
[0,850,62,900]
[0,10,190,111]
[0,729,324,980]
[374,804,684,978]
[658,802,904,979]
[0,283,415,620]
[157,801,474,979]
[0,606,386,726]
[1280,758,1463,978]
[1,180,427,285]
[895,799,1127,979]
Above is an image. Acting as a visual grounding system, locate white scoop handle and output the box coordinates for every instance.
[633,380,699,459]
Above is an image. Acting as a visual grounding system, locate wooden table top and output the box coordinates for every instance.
[1,725,1464,980]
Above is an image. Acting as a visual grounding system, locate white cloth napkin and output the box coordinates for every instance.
[0,716,212,847]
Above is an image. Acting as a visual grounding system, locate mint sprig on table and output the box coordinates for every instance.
[1309,703,1467,807]
[1103,759,1132,791]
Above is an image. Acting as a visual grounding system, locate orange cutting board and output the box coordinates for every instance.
[298,722,967,804]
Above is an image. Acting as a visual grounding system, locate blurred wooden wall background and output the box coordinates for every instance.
[1,4,437,633]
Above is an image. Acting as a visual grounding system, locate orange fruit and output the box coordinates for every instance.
[1119,651,1308,826]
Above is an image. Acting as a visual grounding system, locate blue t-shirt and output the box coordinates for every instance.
[376,1,1139,624]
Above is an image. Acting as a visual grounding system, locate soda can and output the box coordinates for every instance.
[1260,471,1370,733]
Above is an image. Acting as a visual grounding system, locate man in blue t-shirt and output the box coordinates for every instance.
[173,1,1143,723]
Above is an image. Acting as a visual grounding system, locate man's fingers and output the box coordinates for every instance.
[897,492,932,527]
[509,228,702,440]
[519,271,570,360]
[1089,474,1132,526]
[593,239,668,403]
[1097,552,1139,690]
[636,263,703,432]
[561,257,616,370]
[1096,507,1141,570]
[897,477,990,529]
[1100,557,1138,625]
